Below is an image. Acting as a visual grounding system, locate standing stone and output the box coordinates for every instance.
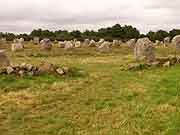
[127,39,136,48]
[64,41,74,50]
[58,41,65,48]
[164,37,170,47]
[89,40,96,47]
[155,40,160,46]
[134,37,155,62]
[119,40,123,45]
[19,38,24,43]
[11,42,24,52]
[83,39,90,47]
[34,37,40,45]
[172,35,180,50]
[97,41,111,53]
[97,39,105,47]
[112,40,119,47]
[0,50,10,67]
[40,38,52,51]
[74,41,81,48]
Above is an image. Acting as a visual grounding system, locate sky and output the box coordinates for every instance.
[0,0,180,34]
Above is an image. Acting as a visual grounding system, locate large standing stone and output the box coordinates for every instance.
[64,41,74,50]
[97,41,111,53]
[112,40,119,47]
[40,38,52,51]
[118,40,123,45]
[134,37,155,62]
[89,40,96,47]
[19,38,24,43]
[154,40,160,46]
[34,37,40,45]
[0,50,10,67]
[127,39,136,48]
[97,39,105,47]
[83,39,90,47]
[58,41,66,48]
[74,41,81,48]
[164,37,170,47]
[172,35,180,50]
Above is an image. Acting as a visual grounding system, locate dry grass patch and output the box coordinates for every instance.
[0,90,38,110]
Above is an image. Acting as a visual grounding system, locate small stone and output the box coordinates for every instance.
[6,66,14,74]
[26,64,33,71]
[39,62,56,73]
[56,68,65,75]
[18,70,25,77]
[163,61,170,68]
[20,63,26,69]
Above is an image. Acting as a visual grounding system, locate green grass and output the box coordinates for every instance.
[0,42,180,135]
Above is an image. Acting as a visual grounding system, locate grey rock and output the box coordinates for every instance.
[134,37,155,62]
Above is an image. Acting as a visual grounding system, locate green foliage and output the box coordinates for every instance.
[0,24,140,41]
[147,30,169,42]
[2,24,180,42]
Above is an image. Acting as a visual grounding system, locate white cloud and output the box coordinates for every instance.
[0,0,179,33]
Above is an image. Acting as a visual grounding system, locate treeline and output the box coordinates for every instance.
[0,24,180,42]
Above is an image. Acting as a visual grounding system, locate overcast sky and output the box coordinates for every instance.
[0,0,180,33]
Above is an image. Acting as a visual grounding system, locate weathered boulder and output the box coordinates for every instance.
[64,41,74,50]
[119,40,123,45]
[19,38,24,43]
[112,40,119,47]
[40,38,52,51]
[6,66,14,74]
[58,41,66,48]
[34,37,40,45]
[172,35,180,50]
[127,39,136,48]
[83,39,90,47]
[74,41,81,48]
[164,37,170,47]
[97,41,111,53]
[56,68,65,75]
[163,61,170,68]
[155,40,160,46]
[97,39,105,46]
[89,40,96,47]
[134,37,155,62]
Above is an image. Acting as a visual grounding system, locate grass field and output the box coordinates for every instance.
[0,42,180,135]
